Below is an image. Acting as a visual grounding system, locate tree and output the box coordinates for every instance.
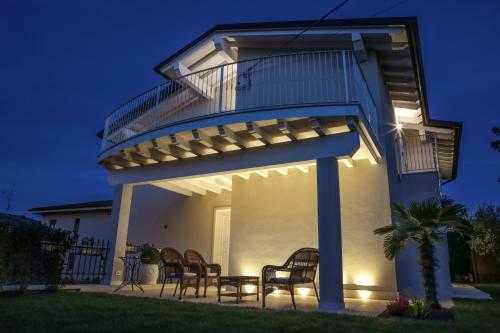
[374,198,468,309]
[469,204,500,261]
[491,127,500,152]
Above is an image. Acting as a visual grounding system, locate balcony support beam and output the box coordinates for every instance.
[352,33,367,63]
[218,125,246,149]
[277,119,298,141]
[246,122,273,145]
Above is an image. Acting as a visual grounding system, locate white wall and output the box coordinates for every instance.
[41,211,111,241]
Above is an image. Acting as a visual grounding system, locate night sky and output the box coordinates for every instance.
[1,0,499,217]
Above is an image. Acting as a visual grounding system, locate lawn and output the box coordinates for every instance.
[1,284,499,333]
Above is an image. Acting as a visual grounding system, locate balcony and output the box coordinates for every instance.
[100,51,378,152]
[398,134,440,175]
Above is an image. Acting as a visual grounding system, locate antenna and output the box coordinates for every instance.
[2,184,15,213]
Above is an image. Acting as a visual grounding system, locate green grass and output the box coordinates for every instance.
[1,284,499,333]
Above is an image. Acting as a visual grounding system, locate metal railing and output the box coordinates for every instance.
[398,134,440,174]
[101,50,378,151]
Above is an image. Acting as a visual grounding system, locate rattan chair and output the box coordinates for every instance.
[159,247,201,300]
[262,248,320,310]
[184,249,221,297]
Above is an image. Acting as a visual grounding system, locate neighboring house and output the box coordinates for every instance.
[96,17,461,310]
[29,200,112,242]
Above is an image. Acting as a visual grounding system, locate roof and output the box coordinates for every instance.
[29,200,113,215]
[151,16,462,180]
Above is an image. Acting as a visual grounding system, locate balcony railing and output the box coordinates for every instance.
[101,50,378,151]
[398,134,440,175]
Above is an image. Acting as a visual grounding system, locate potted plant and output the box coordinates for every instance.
[139,243,160,285]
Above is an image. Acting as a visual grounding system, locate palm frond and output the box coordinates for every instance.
[374,224,397,235]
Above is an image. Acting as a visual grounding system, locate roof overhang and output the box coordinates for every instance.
[29,200,113,215]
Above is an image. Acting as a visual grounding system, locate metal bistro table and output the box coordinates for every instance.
[114,256,144,292]
[218,276,259,303]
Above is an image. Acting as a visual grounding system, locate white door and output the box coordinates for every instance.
[213,208,231,276]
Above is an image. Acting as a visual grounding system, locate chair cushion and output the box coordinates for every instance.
[269,277,290,284]
[184,272,197,277]
[207,272,218,277]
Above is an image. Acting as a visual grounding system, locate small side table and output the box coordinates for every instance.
[114,256,144,292]
[218,276,259,303]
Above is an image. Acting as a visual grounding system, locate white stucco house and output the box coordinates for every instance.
[96,17,461,310]
[30,200,112,242]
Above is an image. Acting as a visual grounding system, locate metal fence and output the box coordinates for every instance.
[101,50,378,151]
[62,239,110,284]
[398,134,439,174]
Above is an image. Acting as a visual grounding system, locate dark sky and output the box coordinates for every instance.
[1,0,499,216]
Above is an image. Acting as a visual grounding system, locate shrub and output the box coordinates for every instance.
[140,244,160,265]
[0,222,74,290]
[385,297,409,317]
[407,291,431,319]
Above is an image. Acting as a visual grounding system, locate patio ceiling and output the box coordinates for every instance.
[148,161,330,196]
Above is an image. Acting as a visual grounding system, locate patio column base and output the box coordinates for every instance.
[319,302,345,312]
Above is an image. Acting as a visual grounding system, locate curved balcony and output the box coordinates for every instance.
[100,50,378,153]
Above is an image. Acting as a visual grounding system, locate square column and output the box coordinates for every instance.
[103,184,133,285]
[316,157,344,310]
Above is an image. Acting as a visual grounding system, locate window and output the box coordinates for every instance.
[49,219,56,228]
[73,218,80,239]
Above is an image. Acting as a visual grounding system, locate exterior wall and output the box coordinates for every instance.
[41,212,111,241]
[389,172,453,300]
[126,184,231,259]
[229,168,318,277]
[358,50,453,300]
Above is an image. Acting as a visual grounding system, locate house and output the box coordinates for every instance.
[29,200,112,242]
[96,17,461,310]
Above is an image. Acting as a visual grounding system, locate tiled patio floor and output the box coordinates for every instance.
[72,284,388,317]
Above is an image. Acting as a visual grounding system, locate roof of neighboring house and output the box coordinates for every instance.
[29,200,113,215]
[0,213,40,226]
[151,16,462,180]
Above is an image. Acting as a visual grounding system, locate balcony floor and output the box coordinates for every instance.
[71,283,387,317]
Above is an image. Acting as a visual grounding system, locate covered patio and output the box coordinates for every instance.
[75,283,388,317]
[103,128,399,312]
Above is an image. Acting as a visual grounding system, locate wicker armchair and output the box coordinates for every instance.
[262,248,320,310]
[184,249,221,297]
[159,247,201,300]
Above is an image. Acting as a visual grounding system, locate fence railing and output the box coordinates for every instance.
[101,50,378,151]
[398,134,440,175]
[61,239,110,284]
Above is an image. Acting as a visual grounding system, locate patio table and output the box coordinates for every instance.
[218,276,259,303]
[114,256,144,292]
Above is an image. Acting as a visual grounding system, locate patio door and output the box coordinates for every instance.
[213,208,231,276]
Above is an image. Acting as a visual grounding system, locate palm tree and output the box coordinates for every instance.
[374,198,468,309]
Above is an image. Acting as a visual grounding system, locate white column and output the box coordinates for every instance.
[103,184,133,285]
[316,157,344,310]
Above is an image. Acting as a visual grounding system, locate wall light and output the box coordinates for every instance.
[298,288,309,296]
[396,123,403,131]
[358,290,371,300]
[244,285,256,293]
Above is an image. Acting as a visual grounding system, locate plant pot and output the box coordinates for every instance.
[140,264,159,285]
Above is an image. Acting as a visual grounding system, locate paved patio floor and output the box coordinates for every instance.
[73,283,388,317]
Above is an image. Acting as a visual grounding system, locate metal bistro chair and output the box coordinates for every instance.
[159,247,201,300]
[262,248,320,310]
[184,249,221,297]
